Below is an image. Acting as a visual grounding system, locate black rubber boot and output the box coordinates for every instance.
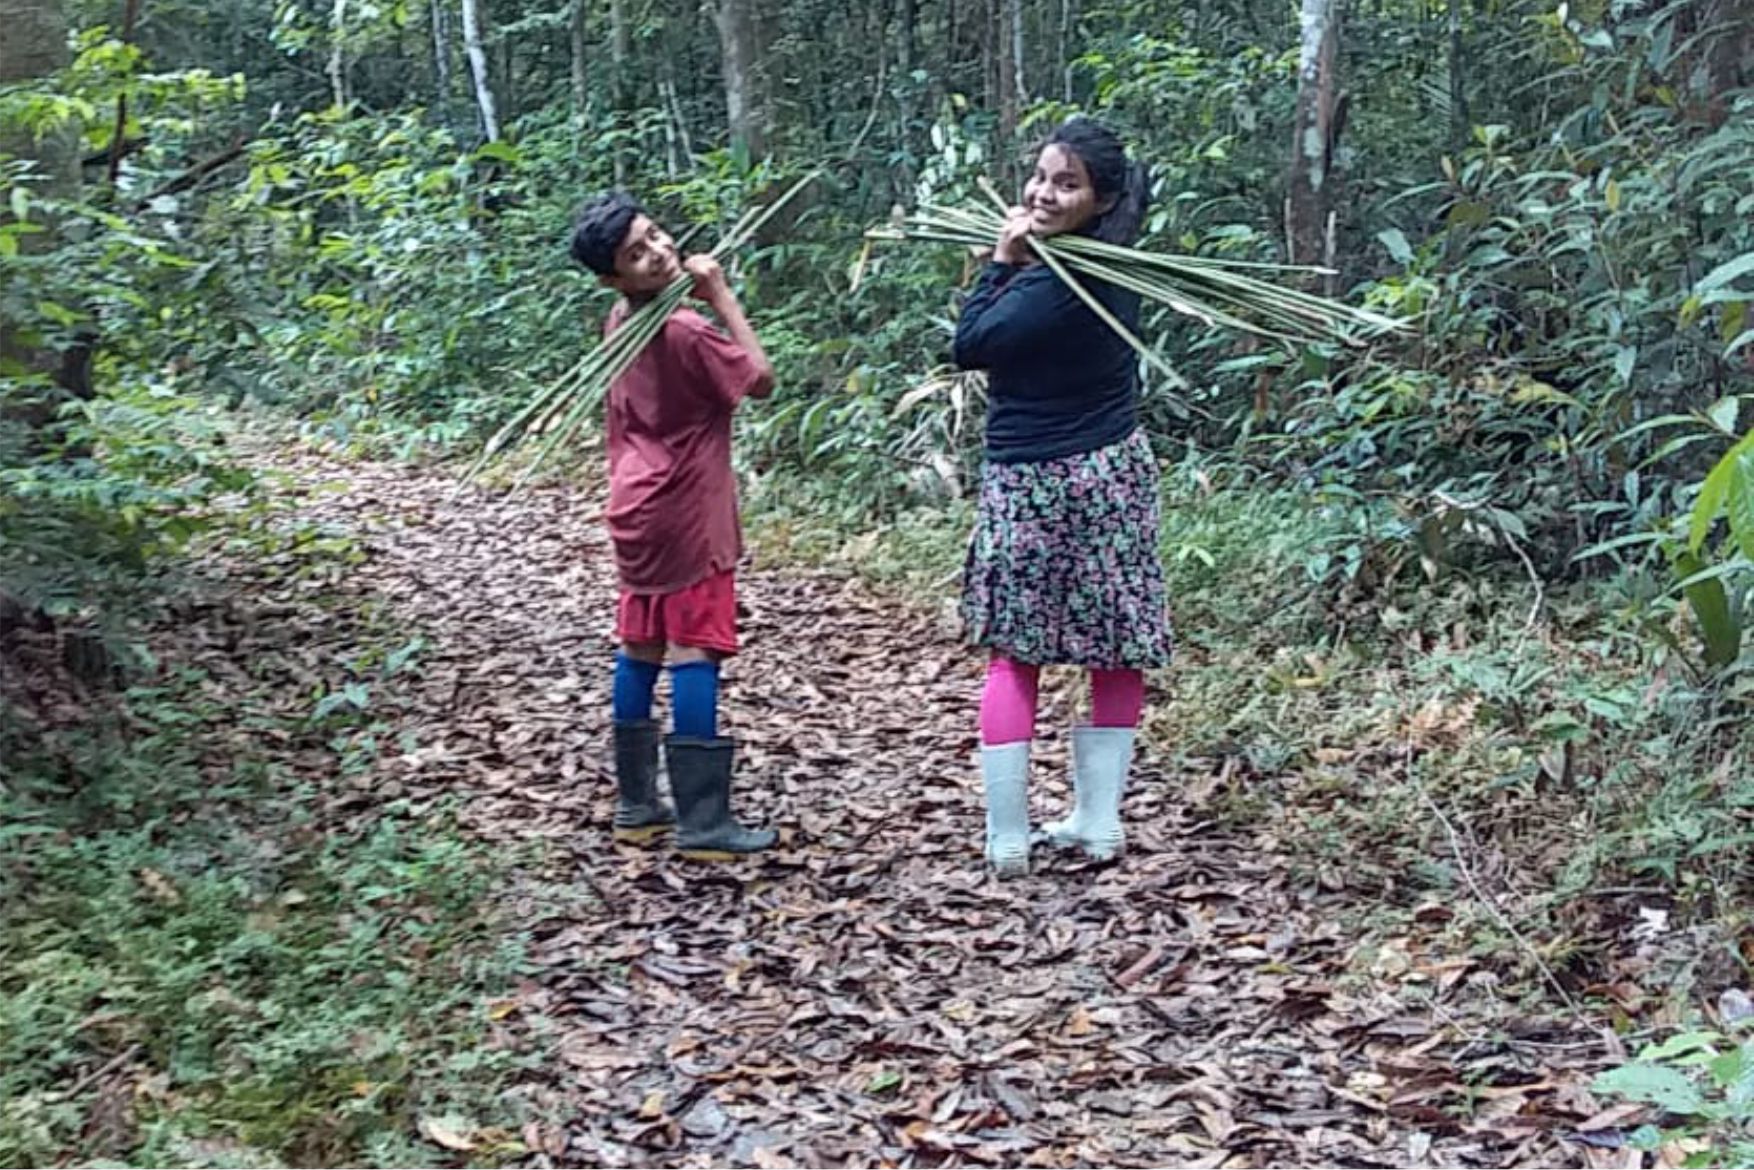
[612,720,675,844]
[665,736,776,860]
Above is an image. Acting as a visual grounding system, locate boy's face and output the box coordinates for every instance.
[603,213,682,296]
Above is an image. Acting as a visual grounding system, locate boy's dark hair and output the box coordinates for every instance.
[569,191,644,275]
[1045,117,1152,246]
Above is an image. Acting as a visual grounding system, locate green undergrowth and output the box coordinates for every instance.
[1,552,557,1166]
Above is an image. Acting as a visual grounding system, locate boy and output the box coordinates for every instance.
[568,192,777,859]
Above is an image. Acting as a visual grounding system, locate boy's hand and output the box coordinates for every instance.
[684,255,731,305]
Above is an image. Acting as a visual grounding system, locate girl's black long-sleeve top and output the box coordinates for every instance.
[951,261,1141,464]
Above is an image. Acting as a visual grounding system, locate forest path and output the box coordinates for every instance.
[236,447,1604,1168]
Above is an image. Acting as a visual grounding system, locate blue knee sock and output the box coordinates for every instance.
[670,660,720,739]
[612,654,661,723]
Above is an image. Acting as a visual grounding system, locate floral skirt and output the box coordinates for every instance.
[962,429,1174,669]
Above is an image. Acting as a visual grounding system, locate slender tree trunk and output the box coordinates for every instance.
[100,0,142,187]
[899,0,917,80]
[610,0,630,181]
[663,75,693,169]
[1060,0,1075,101]
[431,0,452,116]
[946,0,959,108]
[570,0,589,124]
[459,0,501,140]
[714,0,764,157]
[984,0,1000,130]
[610,0,631,105]
[328,0,349,109]
[1285,0,1341,267]
[897,0,917,181]
[995,0,1019,177]
[1446,0,1466,147]
[1009,0,1027,112]
[499,36,515,124]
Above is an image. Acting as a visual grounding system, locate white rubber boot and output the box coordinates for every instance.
[981,742,1031,877]
[1041,726,1135,861]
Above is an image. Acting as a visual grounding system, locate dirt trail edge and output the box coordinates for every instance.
[225,448,1609,1168]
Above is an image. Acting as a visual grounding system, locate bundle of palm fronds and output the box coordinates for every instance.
[466,171,819,487]
[866,179,1404,388]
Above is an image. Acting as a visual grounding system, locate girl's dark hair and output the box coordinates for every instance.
[1044,117,1151,246]
[569,191,644,274]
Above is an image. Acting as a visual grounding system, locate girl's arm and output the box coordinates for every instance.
[953,268,1083,370]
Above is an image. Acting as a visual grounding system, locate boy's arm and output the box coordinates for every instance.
[685,255,775,399]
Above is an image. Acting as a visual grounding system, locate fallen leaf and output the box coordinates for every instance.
[419,1115,477,1152]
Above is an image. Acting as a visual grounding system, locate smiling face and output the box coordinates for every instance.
[1022,144,1111,237]
[603,213,683,296]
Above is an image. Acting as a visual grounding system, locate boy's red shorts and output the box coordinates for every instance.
[616,569,738,656]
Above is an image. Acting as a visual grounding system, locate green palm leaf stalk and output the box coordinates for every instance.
[866,178,1405,394]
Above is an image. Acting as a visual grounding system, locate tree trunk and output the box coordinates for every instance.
[1009,0,1027,114]
[570,0,589,124]
[995,0,1019,176]
[1060,0,1075,102]
[1446,0,1466,148]
[715,0,763,158]
[430,0,452,117]
[984,0,999,120]
[897,0,917,183]
[899,0,917,81]
[328,0,349,109]
[946,0,959,108]
[610,0,630,181]
[105,0,140,185]
[459,0,501,140]
[1284,0,1341,268]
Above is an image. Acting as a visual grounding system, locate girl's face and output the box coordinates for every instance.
[1023,145,1105,237]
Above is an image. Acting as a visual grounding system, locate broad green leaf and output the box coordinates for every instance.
[1613,346,1638,384]
[1728,450,1754,562]
[1674,557,1752,591]
[1592,1063,1706,1114]
[1708,397,1741,434]
[1692,833,1754,857]
[1724,301,1750,345]
[473,141,522,164]
[1727,1044,1754,1107]
[1572,531,1663,562]
[1620,412,1704,442]
[1638,1032,1723,1062]
[8,186,28,222]
[1697,252,1754,296]
[1643,431,1726,467]
[1691,450,1737,552]
[1673,551,1742,669]
[1377,228,1413,265]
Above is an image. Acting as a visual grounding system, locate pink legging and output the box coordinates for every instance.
[980,655,1144,745]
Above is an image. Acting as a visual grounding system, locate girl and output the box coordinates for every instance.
[952,117,1173,877]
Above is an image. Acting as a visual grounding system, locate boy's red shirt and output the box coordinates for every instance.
[602,304,763,595]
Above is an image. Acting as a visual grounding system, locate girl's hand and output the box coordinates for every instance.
[992,206,1036,266]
